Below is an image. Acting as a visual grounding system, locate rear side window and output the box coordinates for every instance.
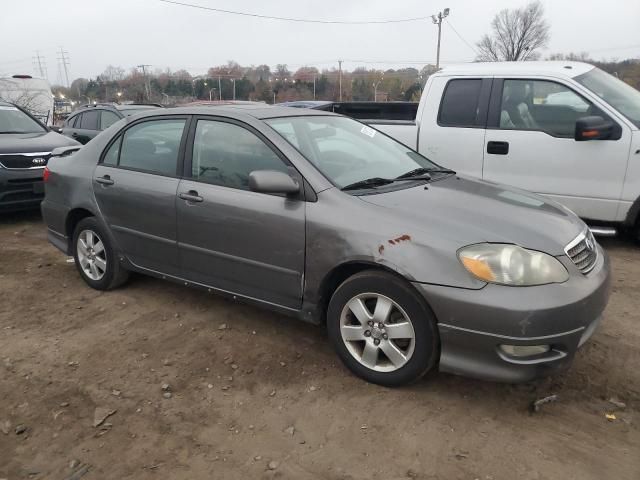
[71,114,82,128]
[100,110,120,130]
[438,79,483,127]
[118,119,186,176]
[80,110,99,130]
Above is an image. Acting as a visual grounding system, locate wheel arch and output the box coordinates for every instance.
[315,260,439,327]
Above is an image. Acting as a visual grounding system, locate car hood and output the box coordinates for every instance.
[0,131,80,154]
[357,175,585,256]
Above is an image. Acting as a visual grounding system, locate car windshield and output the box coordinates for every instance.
[265,116,442,190]
[0,105,46,134]
[119,107,160,117]
[575,67,640,128]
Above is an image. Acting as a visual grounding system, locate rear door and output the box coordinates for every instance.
[482,78,631,221]
[93,116,189,274]
[176,116,306,309]
[417,76,491,177]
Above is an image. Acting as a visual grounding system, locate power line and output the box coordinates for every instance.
[445,19,479,56]
[158,0,431,24]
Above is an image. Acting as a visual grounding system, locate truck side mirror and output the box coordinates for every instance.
[575,116,613,141]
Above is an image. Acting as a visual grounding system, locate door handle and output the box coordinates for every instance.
[487,141,509,155]
[95,175,114,186]
[178,190,203,203]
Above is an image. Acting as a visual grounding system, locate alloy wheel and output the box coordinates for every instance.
[339,293,416,372]
[76,229,107,281]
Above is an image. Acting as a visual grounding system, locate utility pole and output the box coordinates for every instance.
[431,8,450,70]
[33,51,48,79]
[57,47,71,87]
[313,74,316,100]
[338,60,343,101]
[218,76,222,100]
[231,78,236,100]
[137,64,152,101]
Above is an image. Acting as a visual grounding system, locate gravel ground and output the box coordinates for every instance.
[1,211,639,480]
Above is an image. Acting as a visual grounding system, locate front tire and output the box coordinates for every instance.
[72,217,129,290]
[327,270,439,387]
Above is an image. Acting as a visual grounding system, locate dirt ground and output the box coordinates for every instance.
[0,211,638,480]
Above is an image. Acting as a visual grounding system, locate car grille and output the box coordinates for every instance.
[565,230,598,274]
[0,152,51,169]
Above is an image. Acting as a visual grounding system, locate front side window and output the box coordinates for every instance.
[72,114,82,128]
[266,116,440,190]
[80,110,99,130]
[100,110,121,130]
[0,105,46,134]
[439,79,483,127]
[500,79,600,137]
[191,120,289,190]
[118,119,186,176]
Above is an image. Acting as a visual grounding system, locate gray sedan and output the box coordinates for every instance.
[41,105,611,386]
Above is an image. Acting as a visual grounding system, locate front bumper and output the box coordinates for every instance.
[0,167,45,212]
[414,246,611,382]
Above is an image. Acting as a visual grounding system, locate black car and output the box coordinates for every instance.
[0,101,80,212]
[61,103,163,144]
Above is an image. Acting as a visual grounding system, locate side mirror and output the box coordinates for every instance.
[575,116,613,141]
[249,170,300,195]
[49,125,62,133]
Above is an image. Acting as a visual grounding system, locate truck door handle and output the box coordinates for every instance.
[178,190,203,203]
[487,141,509,155]
[95,175,114,186]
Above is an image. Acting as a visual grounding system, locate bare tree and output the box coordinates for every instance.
[476,1,550,61]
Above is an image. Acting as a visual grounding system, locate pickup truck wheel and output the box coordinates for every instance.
[72,217,129,290]
[327,270,438,387]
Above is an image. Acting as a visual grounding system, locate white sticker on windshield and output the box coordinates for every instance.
[360,125,376,138]
[0,106,19,111]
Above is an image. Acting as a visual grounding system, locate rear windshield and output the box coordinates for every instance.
[0,105,46,134]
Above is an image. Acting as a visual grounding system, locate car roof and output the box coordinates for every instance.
[133,104,337,121]
[438,61,595,78]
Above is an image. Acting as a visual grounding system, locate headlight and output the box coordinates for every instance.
[458,244,569,286]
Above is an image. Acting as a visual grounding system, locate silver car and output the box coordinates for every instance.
[41,105,611,386]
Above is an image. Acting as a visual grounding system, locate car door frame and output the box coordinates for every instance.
[176,114,310,310]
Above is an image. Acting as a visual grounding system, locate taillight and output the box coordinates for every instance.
[43,166,51,183]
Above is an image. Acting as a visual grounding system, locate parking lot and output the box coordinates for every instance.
[0,211,638,480]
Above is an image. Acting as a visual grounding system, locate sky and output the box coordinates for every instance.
[1,0,639,84]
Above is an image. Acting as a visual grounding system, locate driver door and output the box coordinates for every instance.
[483,78,631,221]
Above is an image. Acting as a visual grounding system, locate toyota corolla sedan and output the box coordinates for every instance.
[41,105,611,386]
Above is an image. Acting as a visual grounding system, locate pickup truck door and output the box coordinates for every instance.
[416,77,492,178]
[482,78,631,222]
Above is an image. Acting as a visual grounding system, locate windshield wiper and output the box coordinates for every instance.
[0,130,27,134]
[396,167,455,179]
[341,177,395,191]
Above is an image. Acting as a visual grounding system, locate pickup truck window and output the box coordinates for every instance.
[438,79,483,127]
[500,79,599,137]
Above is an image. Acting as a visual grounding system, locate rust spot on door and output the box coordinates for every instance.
[388,234,411,246]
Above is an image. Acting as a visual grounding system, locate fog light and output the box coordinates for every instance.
[499,344,550,357]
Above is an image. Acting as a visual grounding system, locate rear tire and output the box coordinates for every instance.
[327,270,439,387]
[72,217,129,290]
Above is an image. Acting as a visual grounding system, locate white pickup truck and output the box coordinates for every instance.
[367,61,640,240]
